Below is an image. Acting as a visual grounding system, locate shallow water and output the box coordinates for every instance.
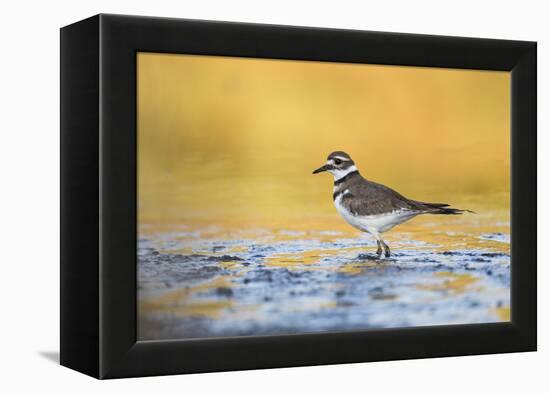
[137,214,510,340]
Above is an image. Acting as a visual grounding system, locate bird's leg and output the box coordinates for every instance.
[374,233,391,258]
[381,239,391,258]
[372,233,386,259]
[376,240,383,258]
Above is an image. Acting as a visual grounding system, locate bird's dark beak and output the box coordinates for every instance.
[313,164,331,174]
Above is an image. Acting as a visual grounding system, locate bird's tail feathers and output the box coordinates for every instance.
[415,201,475,215]
[427,205,475,215]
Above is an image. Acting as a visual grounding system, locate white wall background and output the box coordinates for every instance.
[0,0,545,391]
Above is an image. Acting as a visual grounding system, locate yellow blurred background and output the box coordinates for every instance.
[137,52,510,230]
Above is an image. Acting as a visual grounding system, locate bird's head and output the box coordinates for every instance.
[312,151,358,180]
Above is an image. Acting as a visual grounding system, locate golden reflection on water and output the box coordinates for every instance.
[266,248,344,267]
[139,209,510,258]
[140,276,235,318]
[495,306,511,321]
[417,272,480,294]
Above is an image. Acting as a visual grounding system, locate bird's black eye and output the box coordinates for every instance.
[334,159,342,165]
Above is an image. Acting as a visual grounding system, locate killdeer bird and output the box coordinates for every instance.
[313,151,471,258]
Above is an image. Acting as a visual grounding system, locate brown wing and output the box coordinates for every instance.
[343,180,425,216]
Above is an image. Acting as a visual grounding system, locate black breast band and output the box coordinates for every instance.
[333,170,359,186]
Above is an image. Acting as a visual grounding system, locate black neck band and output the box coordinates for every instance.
[334,170,359,186]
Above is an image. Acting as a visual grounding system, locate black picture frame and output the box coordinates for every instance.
[60,14,536,379]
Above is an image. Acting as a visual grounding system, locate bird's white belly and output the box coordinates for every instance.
[334,194,418,234]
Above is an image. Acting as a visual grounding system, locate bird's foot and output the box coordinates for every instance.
[376,247,383,259]
[384,248,391,258]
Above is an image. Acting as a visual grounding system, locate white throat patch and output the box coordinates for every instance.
[330,165,358,181]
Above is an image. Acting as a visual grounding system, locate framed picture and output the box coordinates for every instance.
[60,14,536,379]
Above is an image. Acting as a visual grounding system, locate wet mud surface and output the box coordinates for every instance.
[138,223,510,340]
